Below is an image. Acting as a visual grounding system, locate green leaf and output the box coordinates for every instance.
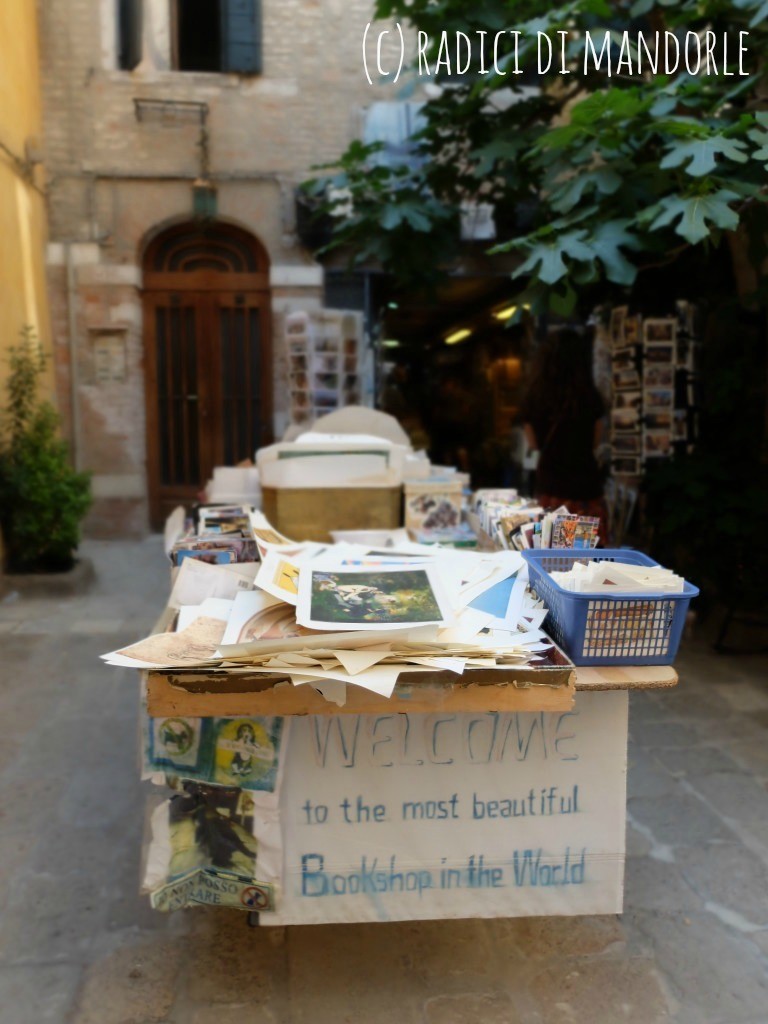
[660,136,749,177]
[650,190,741,244]
[550,168,622,214]
[513,243,569,285]
[587,220,640,285]
[471,139,522,176]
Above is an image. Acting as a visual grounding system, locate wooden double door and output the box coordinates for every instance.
[143,223,272,528]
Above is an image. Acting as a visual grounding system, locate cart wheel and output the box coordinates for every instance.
[247,911,260,928]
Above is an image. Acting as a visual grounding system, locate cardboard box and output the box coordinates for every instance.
[262,486,403,542]
[404,479,463,531]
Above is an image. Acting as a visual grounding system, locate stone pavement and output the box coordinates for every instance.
[0,539,767,1024]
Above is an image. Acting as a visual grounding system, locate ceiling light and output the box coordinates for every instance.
[381,339,401,348]
[445,328,472,345]
[493,303,531,321]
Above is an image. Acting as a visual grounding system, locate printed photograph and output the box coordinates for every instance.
[644,343,675,365]
[315,336,341,353]
[609,306,627,348]
[313,353,339,373]
[613,367,641,391]
[644,431,673,457]
[623,316,640,346]
[673,410,688,441]
[286,317,309,336]
[645,411,673,430]
[612,348,636,371]
[309,569,443,625]
[644,387,674,409]
[344,337,357,356]
[149,716,206,771]
[612,457,641,475]
[644,365,675,388]
[611,407,640,432]
[615,390,642,411]
[288,338,308,354]
[291,390,310,410]
[213,718,283,791]
[343,355,358,373]
[168,783,257,880]
[289,354,308,372]
[175,549,235,566]
[643,319,677,343]
[612,433,641,454]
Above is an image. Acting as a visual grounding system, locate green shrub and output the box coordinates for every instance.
[0,329,91,573]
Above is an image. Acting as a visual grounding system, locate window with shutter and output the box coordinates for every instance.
[117,0,143,70]
[172,0,262,75]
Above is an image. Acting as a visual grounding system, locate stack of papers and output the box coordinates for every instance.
[103,515,554,705]
[550,559,685,594]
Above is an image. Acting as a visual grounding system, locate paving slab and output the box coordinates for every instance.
[0,539,767,1024]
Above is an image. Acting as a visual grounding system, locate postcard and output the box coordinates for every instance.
[612,348,636,371]
[644,318,677,344]
[313,354,339,373]
[644,387,674,409]
[175,548,235,567]
[212,717,285,792]
[612,433,640,454]
[611,407,640,432]
[291,390,310,409]
[673,410,688,441]
[624,316,640,346]
[613,367,640,391]
[609,306,627,348]
[612,456,641,475]
[644,364,674,388]
[256,550,304,606]
[644,342,675,364]
[296,565,453,631]
[615,390,642,412]
[645,410,672,430]
[644,431,672,457]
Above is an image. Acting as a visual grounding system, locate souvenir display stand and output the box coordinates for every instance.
[142,636,677,927]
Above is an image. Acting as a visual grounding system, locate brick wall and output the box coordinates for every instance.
[39,0,400,536]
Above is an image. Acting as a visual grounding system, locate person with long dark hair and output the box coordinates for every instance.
[521,329,608,540]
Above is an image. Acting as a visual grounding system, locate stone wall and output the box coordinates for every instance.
[39,0,400,535]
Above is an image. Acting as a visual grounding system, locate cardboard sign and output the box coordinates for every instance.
[266,691,628,925]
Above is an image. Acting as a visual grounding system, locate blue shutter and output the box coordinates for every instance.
[220,0,262,75]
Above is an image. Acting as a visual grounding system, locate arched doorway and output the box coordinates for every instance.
[143,221,272,528]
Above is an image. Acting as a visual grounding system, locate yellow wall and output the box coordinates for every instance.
[0,0,55,402]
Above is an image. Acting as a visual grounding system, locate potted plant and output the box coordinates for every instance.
[0,328,91,574]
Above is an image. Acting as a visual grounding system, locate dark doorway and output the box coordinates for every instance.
[142,222,273,528]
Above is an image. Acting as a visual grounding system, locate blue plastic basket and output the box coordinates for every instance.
[522,549,699,666]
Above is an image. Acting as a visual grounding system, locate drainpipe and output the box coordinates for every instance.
[65,243,82,472]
